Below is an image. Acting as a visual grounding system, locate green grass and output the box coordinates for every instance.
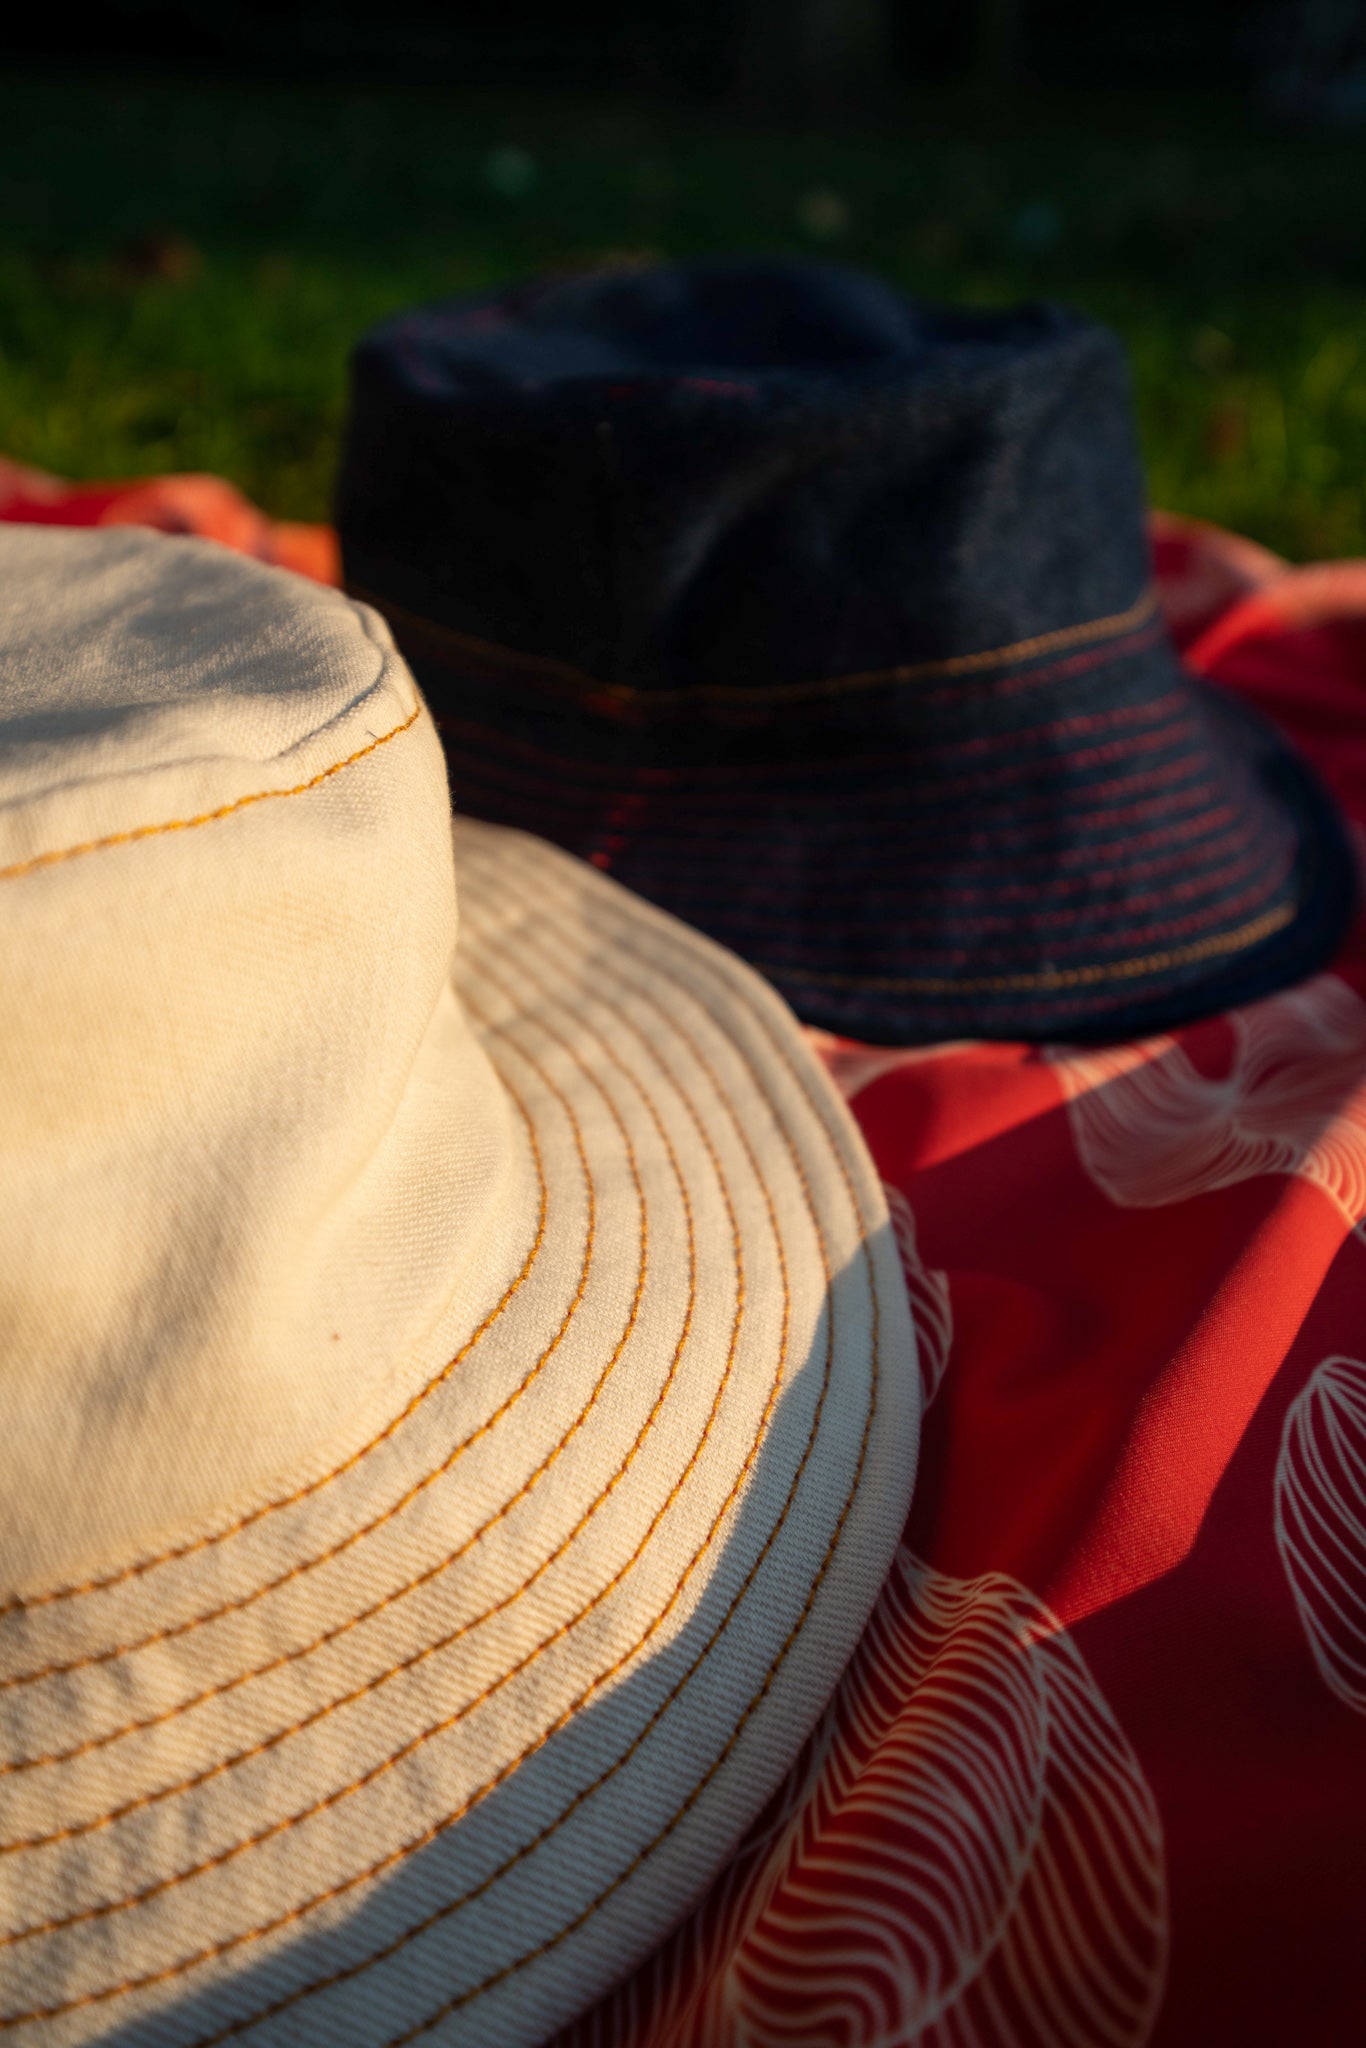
[2,66,1366,556]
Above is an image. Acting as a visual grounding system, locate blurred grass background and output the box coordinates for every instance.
[2,66,1364,556]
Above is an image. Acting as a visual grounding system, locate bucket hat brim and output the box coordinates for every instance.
[377,608,1358,1046]
[0,814,919,2045]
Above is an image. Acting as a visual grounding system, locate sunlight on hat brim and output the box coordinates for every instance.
[0,818,919,2048]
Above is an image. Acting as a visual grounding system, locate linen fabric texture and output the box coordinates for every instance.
[0,527,919,2045]
[337,257,1356,1045]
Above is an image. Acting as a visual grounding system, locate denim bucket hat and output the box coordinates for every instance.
[337,259,1357,1044]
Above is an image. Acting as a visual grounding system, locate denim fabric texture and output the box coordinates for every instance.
[337,258,1356,1042]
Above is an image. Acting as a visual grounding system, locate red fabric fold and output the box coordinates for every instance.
[0,457,339,585]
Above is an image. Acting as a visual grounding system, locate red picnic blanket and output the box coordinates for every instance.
[562,516,1366,2048]
[9,465,1365,2044]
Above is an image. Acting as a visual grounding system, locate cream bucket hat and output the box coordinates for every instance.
[0,528,918,2046]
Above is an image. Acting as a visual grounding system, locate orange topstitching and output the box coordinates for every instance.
[1,844,883,2039]
[392,1322,878,2048]
[355,585,1159,711]
[198,850,878,2048]
[0,902,761,2015]
[354,857,883,2048]
[0,1075,566,1692]
[0,993,640,1776]
[0,703,541,1627]
[771,899,1296,994]
[0,701,421,887]
[0,945,701,1861]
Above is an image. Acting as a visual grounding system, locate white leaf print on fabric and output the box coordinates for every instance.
[1275,1355,1366,1714]
[1051,975,1366,1232]
[884,1184,953,1410]
[568,1551,1166,2048]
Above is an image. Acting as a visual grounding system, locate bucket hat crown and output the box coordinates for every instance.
[339,257,1356,1043]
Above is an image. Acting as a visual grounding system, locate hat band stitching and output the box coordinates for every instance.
[605,823,1273,926]
[432,605,1160,729]
[443,720,1206,827]
[437,688,1190,788]
[192,848,871,2048]
[768,901,1298,995]
[665,817,1271,913]
[583,799,1249,880]
[0,703,422,888]
[357,586,1158,713]
[920,616,1165,709]
[0,953,701,1858]
[712,852,1297,965]
[684,835,1294,937]
[464,765,1224,860]
[2,911,788,2027]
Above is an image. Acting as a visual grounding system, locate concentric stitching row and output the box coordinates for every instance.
[370,842,883,2047]
[444,711,1206,829]
[772,901,1296,993]
[0,704,421,887]
[0,709,524,1626]
[0,1105,572,1691]
[190,849,838,2047]
[360,584,1158,711]
[0,995,666,1861]
[0,830,888,2042]
[441,684,1190,793]
[0,887,757,2023]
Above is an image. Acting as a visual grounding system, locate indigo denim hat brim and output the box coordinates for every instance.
[337,259,1357,1044]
